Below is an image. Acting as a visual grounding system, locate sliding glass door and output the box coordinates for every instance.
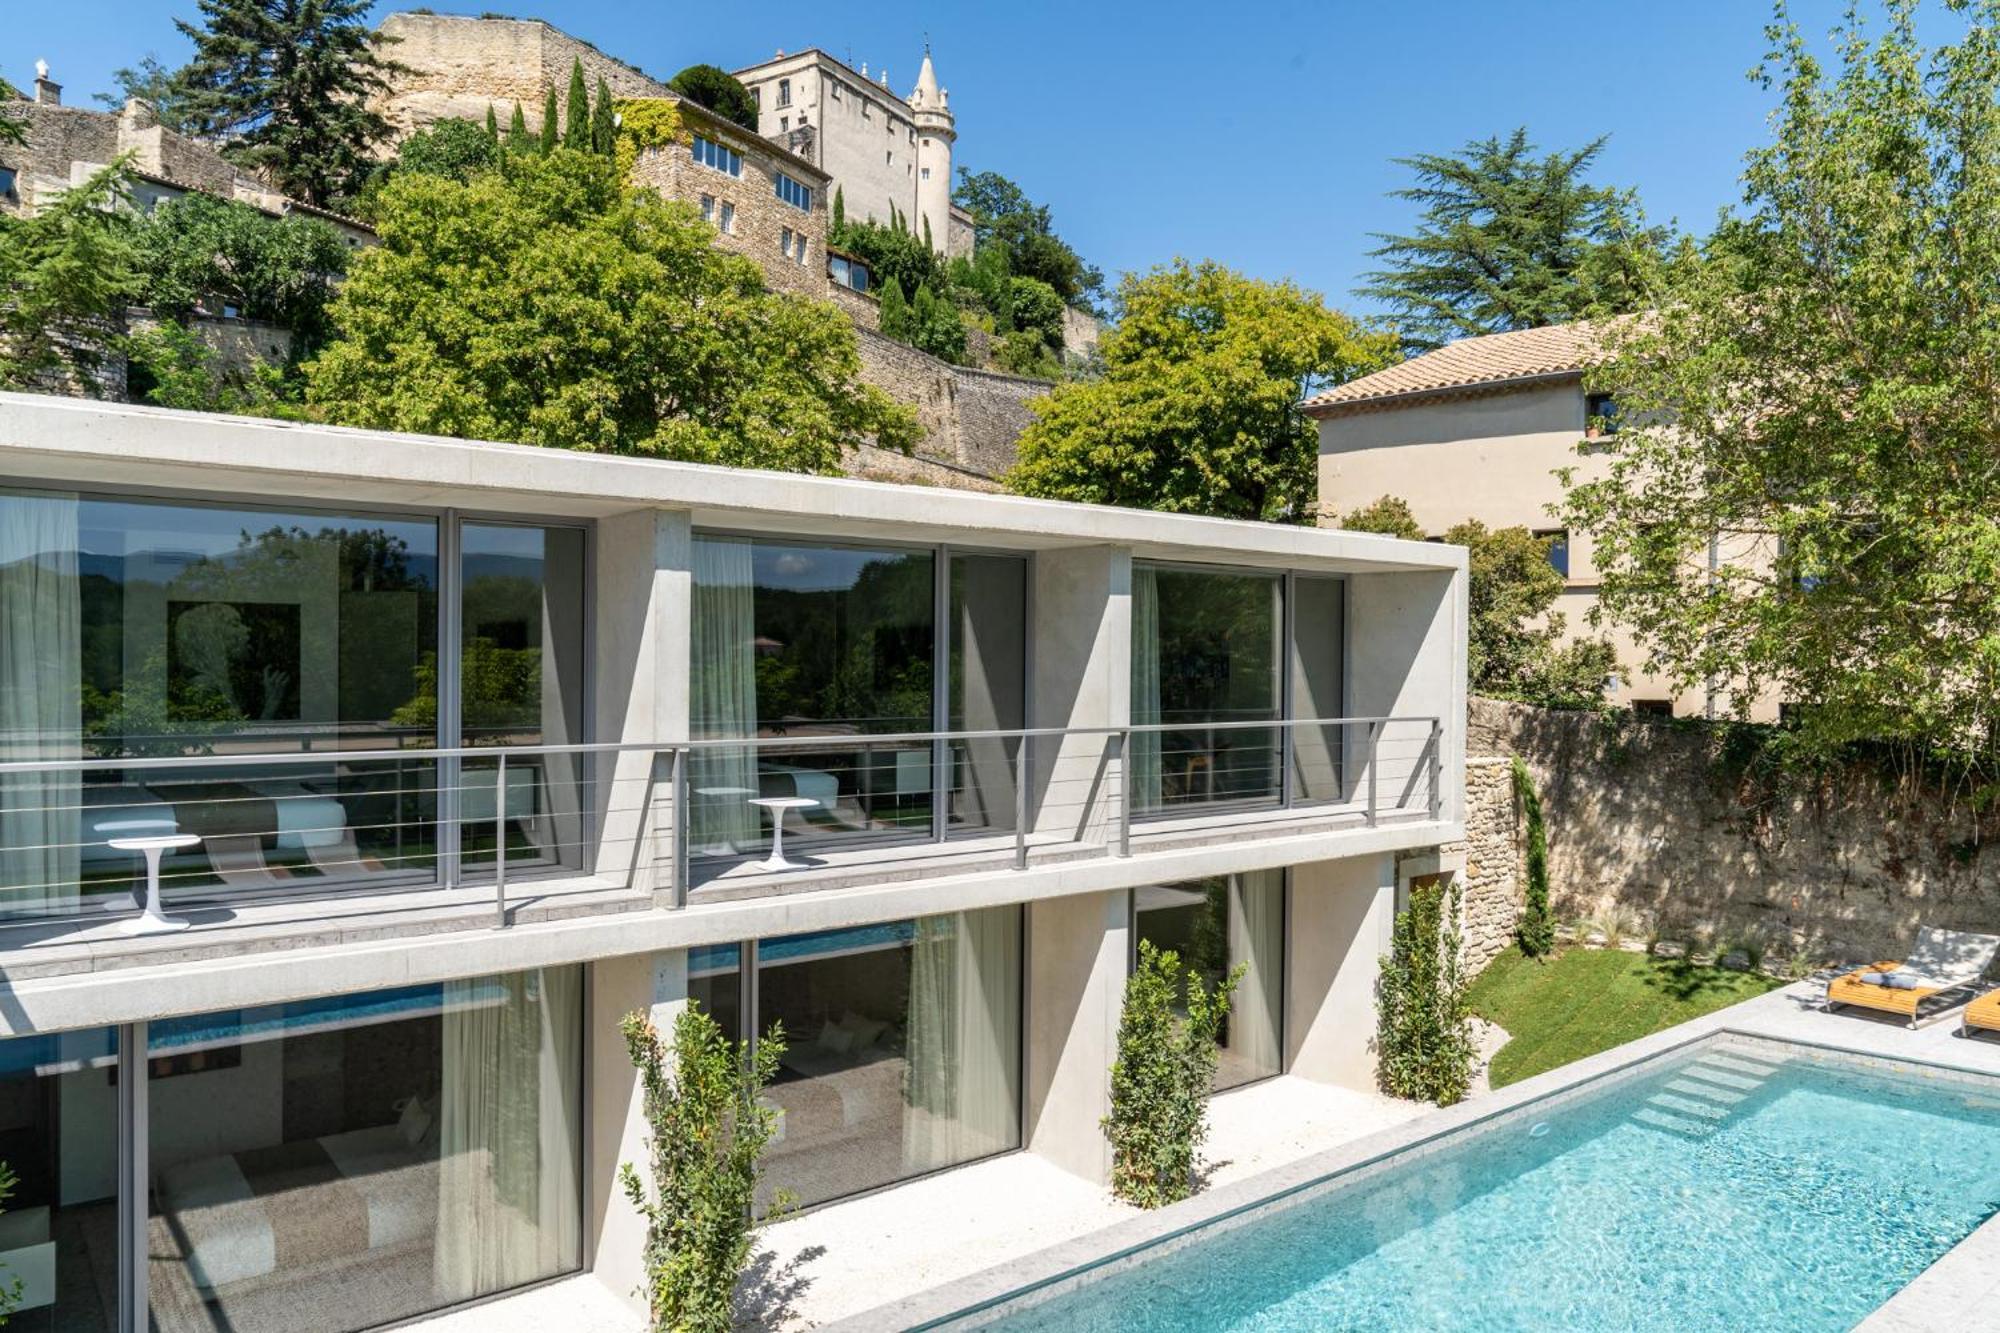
[0,1027,121,1330]
[1133,872,1285,1090]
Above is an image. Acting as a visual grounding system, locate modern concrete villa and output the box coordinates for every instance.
[0,391,1467,1331]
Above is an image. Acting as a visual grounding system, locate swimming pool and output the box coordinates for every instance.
[966,1041,2000,1332]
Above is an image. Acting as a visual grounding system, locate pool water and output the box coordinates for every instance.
[986,1044,2000,1332]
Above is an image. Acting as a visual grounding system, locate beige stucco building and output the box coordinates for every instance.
[1308,322,1779,721]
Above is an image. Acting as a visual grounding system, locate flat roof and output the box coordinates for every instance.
[0,393,1463,574]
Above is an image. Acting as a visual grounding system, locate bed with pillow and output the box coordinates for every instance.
[766,1011,905,1149]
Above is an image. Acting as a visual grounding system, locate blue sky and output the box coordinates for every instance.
[8,1,1794,315]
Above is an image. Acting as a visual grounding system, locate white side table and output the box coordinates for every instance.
[748,797,818,871]
[694,786,757,856]
[108,834,203,935]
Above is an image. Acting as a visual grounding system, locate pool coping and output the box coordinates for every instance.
[821,992,2000,1332]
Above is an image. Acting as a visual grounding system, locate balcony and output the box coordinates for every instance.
[0,716,1446,974]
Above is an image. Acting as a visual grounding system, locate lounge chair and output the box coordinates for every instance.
[1961,988,2000,1039]
[1824,927,2000,1028]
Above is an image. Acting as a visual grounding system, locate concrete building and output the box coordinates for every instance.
[0,390,1465,1331]
[1307,321,1778,721]
[733,48,975,258]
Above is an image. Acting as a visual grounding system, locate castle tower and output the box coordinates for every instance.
[909,50,954,255]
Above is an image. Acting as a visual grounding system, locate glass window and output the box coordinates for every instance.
[690,135,742,178]
[775,172,813,213]
[1586,392,1620,435]
[1130,565,1282,813]
[0,1026,120,1330]
[1133,872,1284,1090]
[777,78,791,107]
[147,967,583,1331]
[0,167,16,197]
[947,554,1026,836]
[756,905,1020,1210]
[718,201,735,234]
[689,944,743,1044]
[456,524,587,877]
[690,537,936,861]
[0,490,440,919]
[700,193,714,222]
[1536,529,1571,579]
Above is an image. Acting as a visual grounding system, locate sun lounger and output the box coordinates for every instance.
[1961,988,2000,1039]
[1824,927,2000,1028]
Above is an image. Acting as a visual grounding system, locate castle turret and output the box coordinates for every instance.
[909,50,954,255]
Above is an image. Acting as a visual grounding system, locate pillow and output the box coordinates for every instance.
[839,1010,888,1050]
[396,1094,433,1148]
[817,1019,854,1055]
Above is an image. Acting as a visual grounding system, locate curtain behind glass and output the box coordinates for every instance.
[435,966,583,1303]
[1227,870,1284,1081]
[903,905,1021,1173]
[0,492,81,915]
[1130,567,1161,813]
[690,538,758,851]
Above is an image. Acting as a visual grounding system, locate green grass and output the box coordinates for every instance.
[1466,945,1785,1088]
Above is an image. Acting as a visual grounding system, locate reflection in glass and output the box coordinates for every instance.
[0,490,440,918]
[948,555,1026,835]
[1133,872,1285,1090]
[456,525,588,875]
[691,537,936,859]
[689,944,743,1044]
[0,1027,120,1330]
[1131,566,1282,814]
[146,967,583,1332]
[756,906,1020,1210]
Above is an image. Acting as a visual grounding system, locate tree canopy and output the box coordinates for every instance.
[1359,128,1665,354]
[94,56,196,131]
[304,148,918,472]
[168,0,405,208]
[668,64,758,130]
[0,164,139,392]
[1564,0,2000,764]
[952,169,1104,309]
[133,190,349,353]
[1007,260,1396,522]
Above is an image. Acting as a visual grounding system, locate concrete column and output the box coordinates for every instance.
[1346,568,1466,825]
[1028,546,1129,846]
[1286,853,1395,1091]
[588,950,688,1313]
[592,509,692,899]
[1023,888,1129,1184]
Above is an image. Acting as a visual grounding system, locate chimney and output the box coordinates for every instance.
[33,58,60,106]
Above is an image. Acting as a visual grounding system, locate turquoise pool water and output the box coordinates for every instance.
[987,1044,2000,1332]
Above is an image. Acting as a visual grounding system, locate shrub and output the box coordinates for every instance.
[1511,757,1555,958]
[1102,939,1241,1209]
[668,64,758,131]
[619,1003,786,1333]
[1376,877,1475,1106]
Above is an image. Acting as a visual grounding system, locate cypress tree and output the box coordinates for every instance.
[1512,757,1556,959]
[485,104,499,140]
[592,76,615,155]
[878,278,909,340]
[507,101,529,154]
[540,85,558,154]
[923,214,934,253]
[832,186,845,231]
[564,59,589,151]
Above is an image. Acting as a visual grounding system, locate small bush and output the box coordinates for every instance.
[1102,939,1241,1209]
[619,1003,786,1333]
[1377,877,1475,1106]
[1511,757,1555,957]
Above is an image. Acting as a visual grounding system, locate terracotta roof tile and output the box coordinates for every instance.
[1305,321,1606,413]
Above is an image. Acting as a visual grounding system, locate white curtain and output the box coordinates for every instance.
[435,966,583,1303]
[690,537,758,852]
[1130,566,1162,813]
[902,906,1021,1174]
[0,492,81,916]
[1227,870,1284,1080]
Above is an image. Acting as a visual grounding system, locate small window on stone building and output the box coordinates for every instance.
[0,167,15,198]
[829,81,841,101]
[781,226,793,255]
[1632,699,1674,719]
[1586,392,1621,436]
[862,101,872,120]
[780,115,789,132]
[1534,528,1571,579]
[752,87,761,109]
[719,200,735,234]
[700,193,715,222]
[921,167,930,181]
[885,150,893,166]
[778,78,791,107]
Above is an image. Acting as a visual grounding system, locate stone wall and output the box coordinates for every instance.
[1061,304,1102,364]
[1457,757,1521,972]
[626,123,828,300]
[852,327,1047,482]
[1466,696,2000,965]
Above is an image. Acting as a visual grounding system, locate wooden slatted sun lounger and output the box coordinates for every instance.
[1824,927,2000,1029]
[1961,988,2000,1039]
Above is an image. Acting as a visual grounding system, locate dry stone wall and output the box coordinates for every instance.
[852,327,1046,483]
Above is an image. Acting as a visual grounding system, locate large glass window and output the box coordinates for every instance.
[755,906,1021,1211]
[146,967,583,1332]
[1133,872,1285,1090]
[0,1027,120,1330]
[1131,565,1282,814]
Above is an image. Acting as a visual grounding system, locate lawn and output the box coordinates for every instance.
[1466,945,1786,1088]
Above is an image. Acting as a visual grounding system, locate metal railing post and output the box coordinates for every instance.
[1366,720,1381,827]
[672,746,689,908]
[492,750,507,927]
[1117,728,1132,858]
[1429,718,1443,821]
[1013,734,1030,871]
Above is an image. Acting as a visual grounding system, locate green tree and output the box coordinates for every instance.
[1359,128,1664,354]
[592,76,615,155]
[876,276,910,340]
[133,190,349,355]
[485,103,498,140]
[906,283,966,363]
[1102,940,1242,1209]
[540,84,559,155]
[668,63,758,131]
[1567,0,2000,763]
[952,168,1104,308]
[127,320,291,414]
[831,185,845,230]
[619,1003,787,1333]
[0,73,24,147]
[564,58,589,151]
[168,0,406,208]
[387,117,502,186]
[1008,260,1397,522]
[1376,876,1475,1106]
[506,100,530,155]
[304,148,918,472]
[1006,275,1064,354]
[0,162,140,393]
[828,215,948,309]
[1511,757,1556,958]
[1342,498,1618,706]
[93,55,195,131]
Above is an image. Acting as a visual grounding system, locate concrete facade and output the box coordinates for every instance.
[0,392,1469,1329]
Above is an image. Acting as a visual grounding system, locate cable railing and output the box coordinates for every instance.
[0,715,1443,934]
